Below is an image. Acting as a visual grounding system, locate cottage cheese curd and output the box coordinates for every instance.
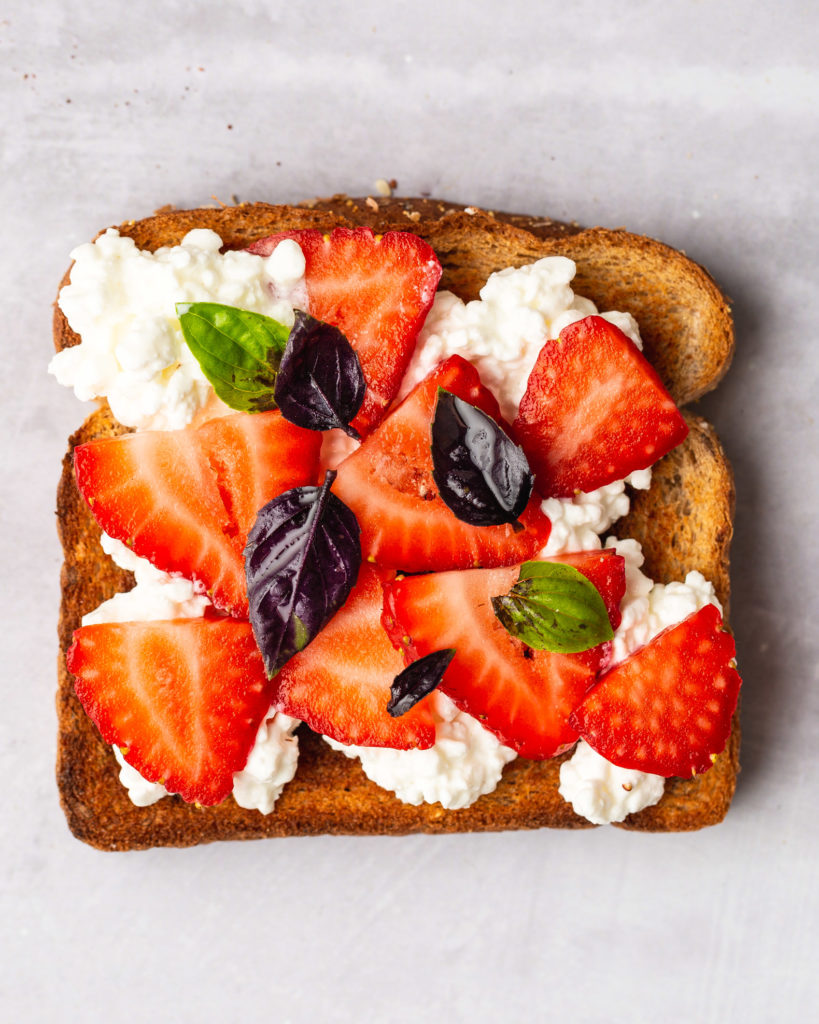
[326,691,517,809]
[558,742,665,825]
[558,537,724,824]
[84,536,300,814]
[400,256,643,420]
[50,229,306,431]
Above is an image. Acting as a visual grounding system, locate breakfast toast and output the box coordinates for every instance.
[54,197,738,849]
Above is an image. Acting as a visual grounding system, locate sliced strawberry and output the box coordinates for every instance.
[332,356,551,572]
[570,604,741,777]
[383,561,622,759]
[74,412,322,616]
[197,410,322,549]
[74,429,248,616]
[271,565,436,749]
[247,227,442,435]
[513,315,689,497]
[550,548,626,631]
[67,619,273,805]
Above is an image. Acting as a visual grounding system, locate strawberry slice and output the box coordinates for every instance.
[67,619,273,805]
[383,554,625,759]
[197,410,321,549]
[513,315,689,497]
[270,565,436,749]
[569,603,741,777]
[74,412,322,617]
[247,227,442,435]
[332,356,552,572]
[74,428,248,616]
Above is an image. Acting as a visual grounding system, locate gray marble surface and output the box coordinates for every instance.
[2,2,816,1021]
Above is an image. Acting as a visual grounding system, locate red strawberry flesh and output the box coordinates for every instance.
[383,556,624,759]
[247,227,442,435]
[270,565,437,749]
[68,618,274,805]
[514,315,689,497]
[74,429,249,616]
[570,603,741,777]
[197,410,321,550]
[74,411,322,618]
[332,355,551,572]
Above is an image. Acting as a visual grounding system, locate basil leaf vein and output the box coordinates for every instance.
[492,561,613,653]
[244,470,362,677]
[176,302,290,412]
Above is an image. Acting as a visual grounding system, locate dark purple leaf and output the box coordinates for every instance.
[245,470,361,677]
[387,648,456,717]
[274,310,366,439]
[431,389,534,530]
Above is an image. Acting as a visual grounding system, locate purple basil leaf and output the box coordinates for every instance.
[274,310,366,440]
[245,469,361,677]
[431,389,534,530]
[387,648,456,718]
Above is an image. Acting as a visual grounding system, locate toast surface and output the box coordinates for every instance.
[54,199,738,849]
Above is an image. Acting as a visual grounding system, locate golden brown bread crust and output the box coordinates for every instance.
[54,198,739,849]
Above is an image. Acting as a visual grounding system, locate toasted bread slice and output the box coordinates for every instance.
[54,198,738,849]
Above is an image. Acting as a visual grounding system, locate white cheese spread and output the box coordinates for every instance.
[50,229,306,431]
[400,256,643,422]
[325,691,517,810]
[84,536,300,814]
[558,741,665,825]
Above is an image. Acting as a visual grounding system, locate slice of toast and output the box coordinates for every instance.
[54,198,738,849]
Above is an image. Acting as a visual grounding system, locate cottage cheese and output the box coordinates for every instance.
[558,742,665,825]
[558,536,724,824]
[83,536,300,814]
[400,256,643,421]
[326,691,517,810]
[82,533,211,625]
[49,229,306,431]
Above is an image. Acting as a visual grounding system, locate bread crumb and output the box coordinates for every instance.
[365,196,379,212]
[374,178,392,197]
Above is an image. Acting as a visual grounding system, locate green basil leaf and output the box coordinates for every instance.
[176,302,291,412]
[491,561,614,653]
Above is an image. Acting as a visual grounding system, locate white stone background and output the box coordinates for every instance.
[1,1,816,1021]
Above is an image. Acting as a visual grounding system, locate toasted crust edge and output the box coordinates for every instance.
[53,198,739,849]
